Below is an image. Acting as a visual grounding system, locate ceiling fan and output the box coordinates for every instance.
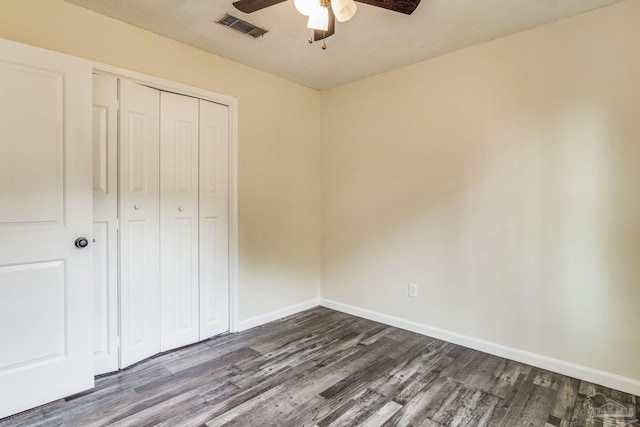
[232,0,421,48]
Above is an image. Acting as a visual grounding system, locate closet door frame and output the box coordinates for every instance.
[93,62,240,334]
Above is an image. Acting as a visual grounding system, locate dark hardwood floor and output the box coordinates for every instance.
[1,307,638,426]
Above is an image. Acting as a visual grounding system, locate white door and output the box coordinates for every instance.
[160,92,200,350]
[0,39,93,418]
[199,100,230,339]
[119,80,161,368]
[92,74,119,375]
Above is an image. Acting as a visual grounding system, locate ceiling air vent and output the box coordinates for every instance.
[216,13,268,39]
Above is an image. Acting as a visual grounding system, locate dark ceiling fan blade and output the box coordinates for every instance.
[314,7,335,41]
[354,0,420,15]
[232,0,287,14]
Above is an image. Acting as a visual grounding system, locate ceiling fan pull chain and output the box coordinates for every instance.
[308,29,314,44]
[322,30,327,50]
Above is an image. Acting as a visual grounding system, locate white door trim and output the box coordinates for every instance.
[92,62,240,334]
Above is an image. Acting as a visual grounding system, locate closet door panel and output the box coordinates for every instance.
[119,80,161,368]
[199,100,230,339]
[92,74,119,375]
[160,92,200,351]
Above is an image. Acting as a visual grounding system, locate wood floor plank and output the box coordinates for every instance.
[322,391,387,427]
[429,385,499,427]
[362,400,404,427]
[494,368,556,427]
[2,307,638,427]
[384,375,458,426]
[548,375,579,423]
[489,359,532,400]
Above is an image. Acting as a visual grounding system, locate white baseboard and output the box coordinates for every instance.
[320,298,640,397]
[238,298,322,332]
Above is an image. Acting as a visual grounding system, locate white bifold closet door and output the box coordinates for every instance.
[159,94,231,347]
[160,92,200,350]
[119,80,161,368]
[199,100,230,339]
[112,80,230,368]
[92,74,120,375]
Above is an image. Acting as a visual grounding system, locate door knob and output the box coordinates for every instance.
[74,237,89,249]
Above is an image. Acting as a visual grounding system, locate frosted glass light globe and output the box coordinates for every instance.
[294,0,316,16]
[331,0,357,22]
[307,4,329,31]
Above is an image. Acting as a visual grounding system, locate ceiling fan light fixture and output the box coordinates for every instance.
[307,4,329,31]
[294,0,316,16]
[331,0,357,22]
[232,0,421,50]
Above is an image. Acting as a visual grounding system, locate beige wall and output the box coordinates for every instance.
[0,0,322,321]
[321,0,640,381]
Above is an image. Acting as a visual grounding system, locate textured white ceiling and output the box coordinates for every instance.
[65,0,621,90]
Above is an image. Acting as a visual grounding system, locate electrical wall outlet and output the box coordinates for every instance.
[408,283,417,298]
